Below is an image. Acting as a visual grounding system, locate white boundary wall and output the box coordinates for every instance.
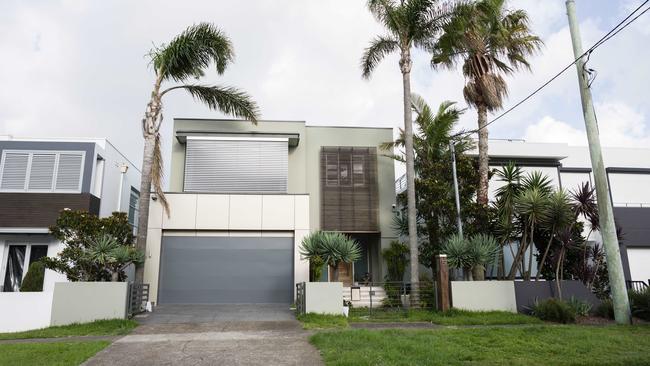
[305,282,343,315]
[0,292,53,332]
[0,282,129,333]
[451,281,517,313]
[50,282,128,326]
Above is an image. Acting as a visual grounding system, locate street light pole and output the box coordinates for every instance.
[565,0,631,324]
[450,141,463,238]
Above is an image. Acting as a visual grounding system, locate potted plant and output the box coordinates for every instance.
[343,299,352,317]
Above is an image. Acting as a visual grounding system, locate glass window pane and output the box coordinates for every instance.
[3,245,26,292]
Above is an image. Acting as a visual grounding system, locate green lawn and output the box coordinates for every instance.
[348,308,541,325]
[0,319,137,340]
[310,325,650,365]
[0,341,110,366]
[297,313,349,330]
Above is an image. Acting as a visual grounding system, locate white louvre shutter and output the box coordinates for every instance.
[28,153,56,190]
[184,138,288,193]
[55,153,84,191]
[0,152,29,190]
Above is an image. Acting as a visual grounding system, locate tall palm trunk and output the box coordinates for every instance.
[134,76,163,284]
[400,48,419,301]
[477,104,489,206]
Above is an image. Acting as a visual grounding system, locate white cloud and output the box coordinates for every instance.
[524,101,650,148]
[0,0,648,178]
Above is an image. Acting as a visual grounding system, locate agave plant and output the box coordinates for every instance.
[86,234,144,282]
[442,234,473,279]
[299,231,361,282]
[467,234,501,281]
[442,233,499,281]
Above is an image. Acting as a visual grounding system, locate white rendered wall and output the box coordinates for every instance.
[0,292,53,332]
[92,141,141,217]
[50,282,128,326]
[451,281,517,312]
[628,248,650,283]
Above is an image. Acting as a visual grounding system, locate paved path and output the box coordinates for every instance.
[82,304,323,366]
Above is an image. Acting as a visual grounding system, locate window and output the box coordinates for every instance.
[2,244,48,292]
[128,187,140,232]
[320,147,379,232]
[353,154,365,186]
[325,153,339,186]
[0,150,85,193]
[183,137,288,193]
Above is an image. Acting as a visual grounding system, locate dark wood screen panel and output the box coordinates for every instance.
[320,147,379,232]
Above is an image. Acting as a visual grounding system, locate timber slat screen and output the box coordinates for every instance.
[320,147,378,232]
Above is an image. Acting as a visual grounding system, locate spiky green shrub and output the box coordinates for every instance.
[529,298,576,323]
[629,287,650,321]
[566,296,592,317]
[594,299,614,319]
[299,231,361,281]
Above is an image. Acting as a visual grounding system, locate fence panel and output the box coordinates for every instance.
[345,281,438,320]
[295,282,306,315]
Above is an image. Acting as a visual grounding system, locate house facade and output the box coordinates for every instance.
[143,119,396,305]
[397,139,650,283]
[0,136,141,292]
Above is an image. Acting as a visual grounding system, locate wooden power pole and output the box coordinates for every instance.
[565,0,631,324]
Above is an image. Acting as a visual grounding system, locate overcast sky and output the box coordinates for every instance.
[1,1,649,180]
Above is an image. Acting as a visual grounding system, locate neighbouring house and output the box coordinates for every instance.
[0,136,141,293]
[397,139,650,284]
[143,118,397,305]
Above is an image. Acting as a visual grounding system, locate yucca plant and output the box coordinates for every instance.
[509,187,550,280]
[536,189,573,280]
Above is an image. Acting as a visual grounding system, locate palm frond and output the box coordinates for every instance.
[361,35,399,79]
[162,84,260,122]
[152,23,234,82]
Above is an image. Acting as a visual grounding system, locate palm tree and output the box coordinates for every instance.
[134,23,260,283]
[361,0,451,287]
[431,0,542,207]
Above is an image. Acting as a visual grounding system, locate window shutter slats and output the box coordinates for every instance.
[0,153,29,190]
[0,150,84,193]
[55,154,83,191]
[28,153,56,190]
[184,139,288,193]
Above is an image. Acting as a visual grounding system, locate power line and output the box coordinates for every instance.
[452,0,650,139]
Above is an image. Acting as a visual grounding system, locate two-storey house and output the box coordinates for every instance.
[0,136,141,292]
[144,119,397,305]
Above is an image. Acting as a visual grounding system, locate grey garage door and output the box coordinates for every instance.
[159,236,293,304]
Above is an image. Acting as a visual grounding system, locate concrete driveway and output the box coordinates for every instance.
[83,304,323,366]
